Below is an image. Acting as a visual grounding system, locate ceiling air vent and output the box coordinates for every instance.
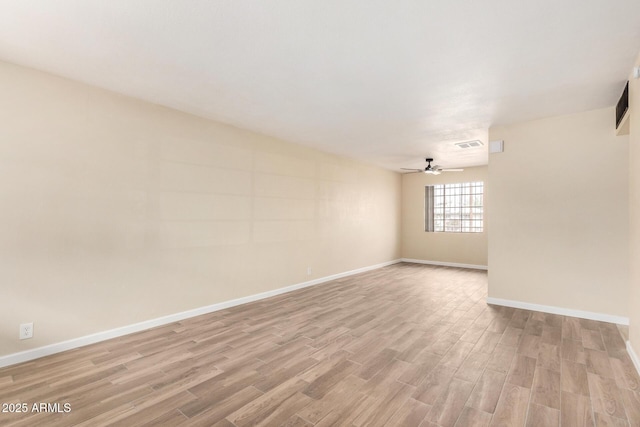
[455,140,483,149]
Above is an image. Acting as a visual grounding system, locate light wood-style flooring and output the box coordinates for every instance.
[0,263,639,426]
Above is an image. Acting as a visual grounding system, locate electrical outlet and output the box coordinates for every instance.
[306,267,312,276]
[19,323,33,340]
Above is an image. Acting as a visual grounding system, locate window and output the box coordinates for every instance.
[425,182,484,233]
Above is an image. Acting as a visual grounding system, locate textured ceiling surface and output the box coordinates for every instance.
[1,1,639,170]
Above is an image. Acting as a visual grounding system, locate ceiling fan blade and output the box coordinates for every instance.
[402,160,460,175]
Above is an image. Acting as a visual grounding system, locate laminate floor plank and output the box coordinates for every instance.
[466,369,507,414]
[397,352,443,387]
[226,378,308,426]
[281,415,313,427]
[517,334,541,359]
[537,342,561,372]
[499,326,523,348]
[582,329,607,352]
[587,373,628,421]
[489,384,530,427]
[454,406,492,427]
[561,391,595,427]
[509,311,531,330]
[526,403,560,427]
[563,339,588,365]
[531,367,561,410]
[354,381,415,427]
[302,359,357,399]
[506,355,537,388]
[620,388,640,425]
[541,326,563,346]
[384,397,431,427]
[602,330,629,360]
[252,392,313,427]
[413,366,458,405]
[564,318,584,341]
[179,386,263,424]
[295,374,366,424]
[585,349,616,379]
[0,263,637,427]
[455,351,492,383]
[610,356,640,392]
[562,358,591,396]
[424,378,475,427]
[593,412,629,427]
[485,345,516,374]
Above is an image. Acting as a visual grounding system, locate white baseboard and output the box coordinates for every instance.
[401,258,488,271]
[486,297,629,325]
[0,259,401,369]
[627,341,640,377]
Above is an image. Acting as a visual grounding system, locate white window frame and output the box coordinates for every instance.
[425,181,484,233]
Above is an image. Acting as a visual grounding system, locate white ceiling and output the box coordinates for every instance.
[1,1,639,171]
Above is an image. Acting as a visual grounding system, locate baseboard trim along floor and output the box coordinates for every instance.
[0,259,402,368]
[486,296,629,325]
[628,340,640,377]
[401,258,488,271]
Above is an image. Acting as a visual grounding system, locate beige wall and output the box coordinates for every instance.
[629,54,640,353]
[488,107,629,317]
[401,166,488,266]
[0,61,402,357]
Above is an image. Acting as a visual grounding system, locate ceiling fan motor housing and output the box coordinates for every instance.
[425,158,436,172]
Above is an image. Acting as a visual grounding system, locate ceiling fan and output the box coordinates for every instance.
[401,158,464,175]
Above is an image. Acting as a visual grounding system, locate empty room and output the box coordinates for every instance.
[1,1,640,426]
